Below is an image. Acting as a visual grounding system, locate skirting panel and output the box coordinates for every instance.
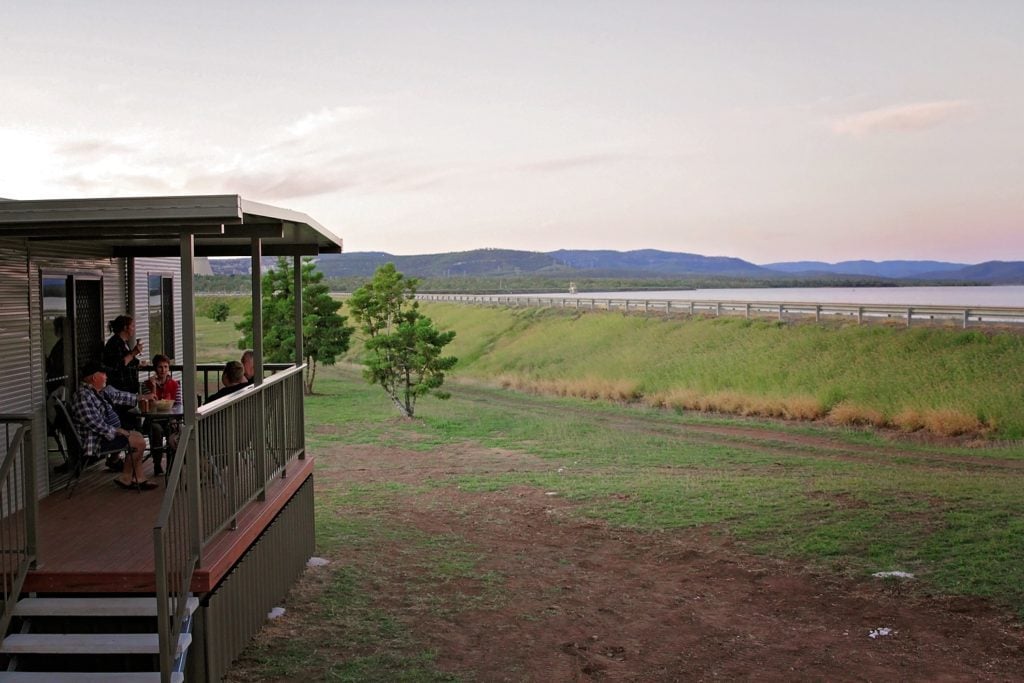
[195,474,315,682]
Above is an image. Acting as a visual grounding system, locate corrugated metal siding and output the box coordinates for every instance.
[133,257,183,364]
[25,242,123,497]
[0,240,41,497]
[0,241,33,416]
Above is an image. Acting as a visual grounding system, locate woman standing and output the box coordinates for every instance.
[101,314,144,392]
[101,314,144,429]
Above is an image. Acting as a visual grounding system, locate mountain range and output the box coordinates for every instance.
[207,249,1024,284]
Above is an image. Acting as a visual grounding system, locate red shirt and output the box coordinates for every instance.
[146,376,180,402]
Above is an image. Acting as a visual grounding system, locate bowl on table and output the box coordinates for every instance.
[152,399,175,412]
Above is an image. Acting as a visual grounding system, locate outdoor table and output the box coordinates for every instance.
[135,403,184,476]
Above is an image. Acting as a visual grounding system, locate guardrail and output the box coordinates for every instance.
[0,415,35,639]
[417,294,1024,328]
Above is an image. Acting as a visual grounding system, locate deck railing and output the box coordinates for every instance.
[193,365,305,543]
[152,364,306,682]
[153,422,196,682]
[0,415,36,638]
[417,294,1024,328]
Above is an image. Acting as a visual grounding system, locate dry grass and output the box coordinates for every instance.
[494,375,988,439]
[921,408,987,437]
[826,401,887,428]
[892,408,927,432]
[497,375,640,402]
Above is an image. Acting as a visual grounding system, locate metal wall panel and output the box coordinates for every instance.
[133,257,184,365]
[22,241,123,497]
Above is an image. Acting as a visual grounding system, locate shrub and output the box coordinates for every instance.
[208,302,231,322]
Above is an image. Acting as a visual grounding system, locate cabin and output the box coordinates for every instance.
[0,195,343,681]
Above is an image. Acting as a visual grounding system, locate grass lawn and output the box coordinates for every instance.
[227,361,1024,680]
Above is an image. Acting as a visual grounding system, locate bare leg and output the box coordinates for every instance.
[118,431,148,485]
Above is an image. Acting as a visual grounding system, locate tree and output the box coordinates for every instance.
[237,257,353,394]
[209,301,231,323]
[348,263,457,417]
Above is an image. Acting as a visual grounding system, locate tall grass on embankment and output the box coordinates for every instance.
[414,303,1024,440]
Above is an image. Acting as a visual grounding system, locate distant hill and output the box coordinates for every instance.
[916,261,1024,284]
[550,249,772,276]
[211,248,771,279]
[206,250,1022,284]
[762,260,966,278]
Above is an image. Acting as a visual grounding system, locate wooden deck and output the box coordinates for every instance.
[23,456,314,594]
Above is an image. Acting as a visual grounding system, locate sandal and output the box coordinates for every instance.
[113,479,134,490]
[136,480,159,491]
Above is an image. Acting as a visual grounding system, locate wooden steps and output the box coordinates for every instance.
[1,632,191,655]
[0,672,183,682]
[12,596,199,619]
[1,595,195,680]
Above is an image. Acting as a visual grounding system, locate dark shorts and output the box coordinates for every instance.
[99,433,130,452]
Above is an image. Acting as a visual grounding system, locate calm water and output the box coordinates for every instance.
[534,285,1024,308]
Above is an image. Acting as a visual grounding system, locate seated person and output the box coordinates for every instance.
[241,349,255,384]
[207,360,249,402]
[142,354,181,476]
[71,360,158,491]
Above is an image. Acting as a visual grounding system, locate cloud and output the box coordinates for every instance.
[285,105,373,138]
[832,100,973,136]
[516,153,635,174]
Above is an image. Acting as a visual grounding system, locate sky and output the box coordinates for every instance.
[2,1,1022,264]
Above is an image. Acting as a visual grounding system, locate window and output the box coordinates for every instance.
[148,274,175,359]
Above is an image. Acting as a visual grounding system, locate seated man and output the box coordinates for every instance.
[71,360,158,491]
[207,360,249,402]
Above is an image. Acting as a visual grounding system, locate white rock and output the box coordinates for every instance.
[868,627,895,639]
[307,557,330,567]
[872,571,915,579]
[267,607,286,620]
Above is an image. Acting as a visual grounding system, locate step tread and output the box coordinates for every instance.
[0,674,183,683]
[13,597,199,618]
[0,632,191,655]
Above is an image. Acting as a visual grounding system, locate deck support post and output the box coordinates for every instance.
[180,232,203,566]
[252,238,268,501]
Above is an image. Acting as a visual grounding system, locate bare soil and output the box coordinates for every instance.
[233,431,1024,683]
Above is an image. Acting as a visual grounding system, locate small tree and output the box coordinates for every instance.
[237,257,353,394]
[348,263,457,417]
[209,301,231,323]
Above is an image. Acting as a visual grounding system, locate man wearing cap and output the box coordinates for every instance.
[71,360,157,490]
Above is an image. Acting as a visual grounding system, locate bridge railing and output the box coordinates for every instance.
[416,294,1024,328]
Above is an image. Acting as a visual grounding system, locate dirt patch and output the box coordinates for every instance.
[241,442,1024,682]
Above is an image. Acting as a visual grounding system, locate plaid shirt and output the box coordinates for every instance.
[70,382,137,457]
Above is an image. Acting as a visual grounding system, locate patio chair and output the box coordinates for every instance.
[45,387,71,472]
[51,397,133,497]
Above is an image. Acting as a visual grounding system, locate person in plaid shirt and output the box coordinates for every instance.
[71,360,158,490]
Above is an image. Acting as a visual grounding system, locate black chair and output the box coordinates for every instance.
[51,397,133,496]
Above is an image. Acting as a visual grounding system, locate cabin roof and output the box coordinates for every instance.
[0,194,342,256]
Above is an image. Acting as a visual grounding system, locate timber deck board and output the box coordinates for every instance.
[24,456,313,594]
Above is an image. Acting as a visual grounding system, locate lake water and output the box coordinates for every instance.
[534,285,1024,308]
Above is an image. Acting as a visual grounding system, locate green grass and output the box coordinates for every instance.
[229,363,1024,680]
[417,303,1024,438]
[194,303,246,363]
[315,365,1024,613]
